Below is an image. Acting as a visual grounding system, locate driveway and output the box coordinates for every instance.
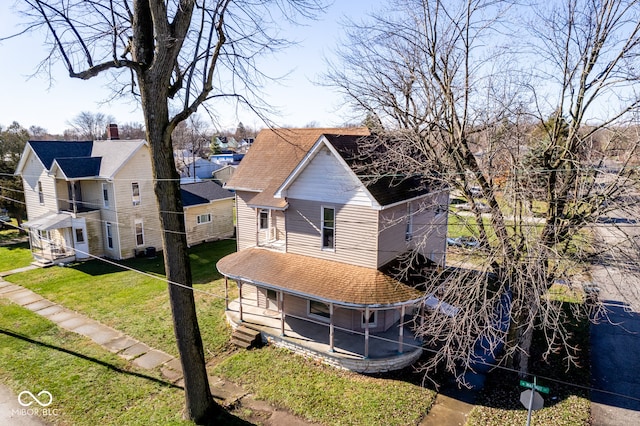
[590,217,640,425]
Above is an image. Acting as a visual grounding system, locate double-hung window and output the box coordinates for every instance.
[132,182,140,205]
[135,219,144,246]
[38,181,44,205]
[106,222,113,249]
[321,207,335,250]
[102,183,110,208]
[405,203,413,241]
[197,213,212,224]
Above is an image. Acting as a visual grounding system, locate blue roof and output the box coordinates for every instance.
[53,157,102,178]
[28,141,93,169]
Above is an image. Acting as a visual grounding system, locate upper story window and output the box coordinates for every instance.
[102,183,110,208]
[197,213,212,224]
[405,203,413,242]
[132,182,141,206]
[321,206,335,250]
[38,181,44,205]
[259,209,269,230]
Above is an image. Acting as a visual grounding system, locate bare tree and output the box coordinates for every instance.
[67,111,116,140]
[0,122,28,227]
[173,114,212,179]
[15,0,325,422]
[328,0,640,382]
[118,121,146,139]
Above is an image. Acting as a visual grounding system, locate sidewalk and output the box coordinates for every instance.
[0,268,312,425]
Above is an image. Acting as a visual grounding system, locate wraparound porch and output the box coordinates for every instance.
[225,293,424,373]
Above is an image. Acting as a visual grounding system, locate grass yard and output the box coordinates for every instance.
[0,241,32,272]
[2,238,438,425]
[214,347,436,426]
[4,239,238,359]
[0,298,191,425]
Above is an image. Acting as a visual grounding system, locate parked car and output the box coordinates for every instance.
[0,209,10,230]
[468,186,483,197]
[457,202,490,213]
[446,236,479,248]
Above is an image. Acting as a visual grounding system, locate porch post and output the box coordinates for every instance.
[224,277,229,310]
[279,291,285,337]
[364,307,370,359]
[238,281,244,323]
[328,303,335,353]
[398,305,405,354]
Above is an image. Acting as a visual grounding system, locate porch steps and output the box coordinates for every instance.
[231,325,261,349]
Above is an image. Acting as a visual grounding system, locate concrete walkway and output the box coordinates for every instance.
[0,268,312,425]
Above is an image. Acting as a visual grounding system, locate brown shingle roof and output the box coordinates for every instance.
[225,128,370,202]
[217,248,423,307]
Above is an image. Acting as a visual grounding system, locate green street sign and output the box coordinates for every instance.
[519,380,550,394]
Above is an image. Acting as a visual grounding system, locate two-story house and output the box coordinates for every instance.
[15,127,236,265]
[217,128,449,372]
[15,135,163,264]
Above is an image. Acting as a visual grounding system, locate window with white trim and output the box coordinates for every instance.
[405,203,413,241]
[135,219,144,246]
[106,222,113,249]
[132,182,140,205]
[38,181,44,205]
[309,300,330,321]
[197,213,211,224]
[321,206,335,250]
[75,228,85,243]
[102,183,110,208]
[361,310,378,328]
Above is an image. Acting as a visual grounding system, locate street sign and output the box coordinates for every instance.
[519,379,550,394]
[520,390,544,411]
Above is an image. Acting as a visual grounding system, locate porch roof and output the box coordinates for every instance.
[217,248,423,307]
[23,212,73,231]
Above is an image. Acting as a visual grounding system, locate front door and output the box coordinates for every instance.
[71,218,89,259]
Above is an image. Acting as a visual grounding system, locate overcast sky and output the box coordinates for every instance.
[0,1,383,135]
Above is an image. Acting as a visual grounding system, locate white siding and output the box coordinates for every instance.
[286,198,379,268]
[286,146,373,206]
[21,152,57,220]
[109,145,163,259]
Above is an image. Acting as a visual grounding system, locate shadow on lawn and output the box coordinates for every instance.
[0,327,182,389]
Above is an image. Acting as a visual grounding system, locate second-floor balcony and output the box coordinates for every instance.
[59,198,102,214]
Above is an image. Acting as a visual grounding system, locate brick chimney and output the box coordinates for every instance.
[107,123,120,140]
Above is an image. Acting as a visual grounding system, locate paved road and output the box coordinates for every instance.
[591,218,640,425]
[0,384,49,426]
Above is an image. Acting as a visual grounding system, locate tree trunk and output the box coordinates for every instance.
[141,80,218,423]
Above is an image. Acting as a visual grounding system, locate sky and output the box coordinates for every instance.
[0,1,383,135]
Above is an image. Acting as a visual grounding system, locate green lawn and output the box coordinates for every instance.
[0,241,33,271]
[214,347,436,426]
[0,298,191,425]
[5,239,238,358]
[2,238,438,425]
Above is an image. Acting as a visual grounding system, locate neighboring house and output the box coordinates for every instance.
[15,136,163,264]
[177,156,223,180]
[212,136,238,152]
[211,164,237,186]
[181,181,235,246]
[217,128,449,372]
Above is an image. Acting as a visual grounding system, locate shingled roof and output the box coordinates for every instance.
[225,127,370,208]
[217,248,423,307]
[180,181,234,207]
